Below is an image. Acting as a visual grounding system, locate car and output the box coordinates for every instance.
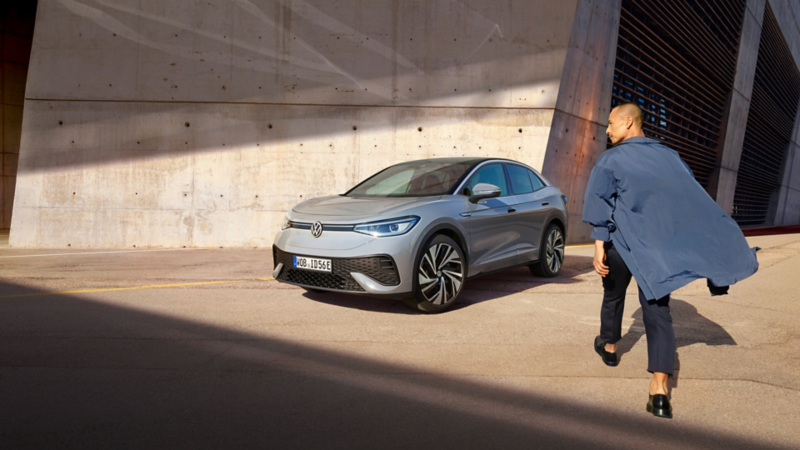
[272,157,568,312]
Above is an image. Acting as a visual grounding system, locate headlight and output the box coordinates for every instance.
[281,216,291,230]
[354,216,420,237]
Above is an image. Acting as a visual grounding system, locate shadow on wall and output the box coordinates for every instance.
[1,280,782,449]
[21,0,574,173]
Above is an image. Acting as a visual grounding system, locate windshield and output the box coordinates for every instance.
[346,161,474,197]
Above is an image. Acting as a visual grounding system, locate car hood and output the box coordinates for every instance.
[291,195,441,221]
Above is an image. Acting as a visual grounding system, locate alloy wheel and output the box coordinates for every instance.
[418,243,464,305]
[545,228,565,274]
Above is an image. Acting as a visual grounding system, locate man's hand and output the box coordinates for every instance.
[594,240,609,277]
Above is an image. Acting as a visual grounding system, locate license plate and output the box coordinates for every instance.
[293,256,332,272]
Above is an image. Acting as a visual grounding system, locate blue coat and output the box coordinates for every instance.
[582,136,759,300]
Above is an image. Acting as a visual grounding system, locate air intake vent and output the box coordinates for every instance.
[732,4,800,227]
[612,0,746,189]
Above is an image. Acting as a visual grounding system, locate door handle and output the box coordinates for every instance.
[507,208,516,213]
[541,202,549,206]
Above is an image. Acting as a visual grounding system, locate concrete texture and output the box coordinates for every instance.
[1,234,799,448]
[541,0,621,243]
[713,0,763,215]
[0,4,35,230]
[11,0,579,248]
[9,0,800,248]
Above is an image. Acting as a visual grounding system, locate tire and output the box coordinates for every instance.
[404,234,466,313]
[530,223,565,277]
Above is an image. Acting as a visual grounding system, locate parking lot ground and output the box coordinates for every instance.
[1,234,799,449]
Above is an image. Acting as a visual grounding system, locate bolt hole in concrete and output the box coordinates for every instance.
[418,127,423,132]
[268,124,273,129]
[185,122,190,127]
[519,129,523,133]
[59,121,63,125]
[353,126,357,130]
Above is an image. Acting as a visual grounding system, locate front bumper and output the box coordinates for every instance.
[272,246,404,294]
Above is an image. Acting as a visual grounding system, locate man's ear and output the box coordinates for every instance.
[625,115,634,130]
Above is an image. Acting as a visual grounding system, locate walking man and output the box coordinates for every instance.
[582,103,759,419]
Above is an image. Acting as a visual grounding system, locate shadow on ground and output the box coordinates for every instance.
[302,255,596,314]
[614,299,737,393]
[0,280,784,449]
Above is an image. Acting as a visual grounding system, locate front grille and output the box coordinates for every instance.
[273,247,400,291]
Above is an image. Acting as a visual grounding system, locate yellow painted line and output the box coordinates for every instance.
[0,278,275,299]
[565,243,594,248]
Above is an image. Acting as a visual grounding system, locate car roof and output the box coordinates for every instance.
[397,157,516,166]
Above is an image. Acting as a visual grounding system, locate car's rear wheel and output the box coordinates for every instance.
[530,223,564,277]
[405,235,465,313]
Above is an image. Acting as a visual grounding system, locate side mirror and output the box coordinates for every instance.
[469,183,502,203]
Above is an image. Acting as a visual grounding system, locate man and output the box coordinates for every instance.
[582,103,759,419]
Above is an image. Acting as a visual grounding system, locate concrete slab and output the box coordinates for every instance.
[1,234,798,448]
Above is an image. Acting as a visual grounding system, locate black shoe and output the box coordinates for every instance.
[646,394,673,419]
[593,336,619,367]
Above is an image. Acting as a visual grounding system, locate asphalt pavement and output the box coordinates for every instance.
[1,234,799,449]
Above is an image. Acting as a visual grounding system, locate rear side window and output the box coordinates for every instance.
[465,163,508,197]
[507,164,534,194]
[528,169,545,191]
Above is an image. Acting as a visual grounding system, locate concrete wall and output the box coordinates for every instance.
[1,4,35,229]
[770,0,800,225]
[540,0,621,244]
[712,0,765,216]
[11,0,579,248]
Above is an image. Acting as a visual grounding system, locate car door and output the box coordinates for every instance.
[461,163,519,276]
[507,164,551,265]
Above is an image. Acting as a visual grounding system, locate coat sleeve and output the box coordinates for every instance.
[582,161,617,242]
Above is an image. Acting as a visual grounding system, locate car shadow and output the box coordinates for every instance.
[614,298,737,393]
[301,255,597,314]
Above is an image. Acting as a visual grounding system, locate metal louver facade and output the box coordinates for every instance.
[732,4,800,227]
[611,0,746,190]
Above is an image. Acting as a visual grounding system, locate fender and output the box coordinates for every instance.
[409,218,470,292]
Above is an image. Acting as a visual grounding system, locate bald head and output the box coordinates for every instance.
[607,102,645,144]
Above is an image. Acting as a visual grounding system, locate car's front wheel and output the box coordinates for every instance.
[530,223,565,277]
[405,235,465,313]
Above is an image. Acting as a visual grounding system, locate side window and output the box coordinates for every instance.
[507,164,534,194]
[528,169,545,191]
[465,164,508,197]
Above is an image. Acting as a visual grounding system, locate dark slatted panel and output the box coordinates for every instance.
[612,0,746,189]
[732,4,800,226]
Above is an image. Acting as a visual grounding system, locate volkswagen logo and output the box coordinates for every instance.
[311,221,323,238]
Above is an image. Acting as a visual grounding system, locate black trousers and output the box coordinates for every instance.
[600,242,675,375]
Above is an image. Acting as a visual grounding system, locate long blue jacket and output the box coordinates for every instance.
[582,136,759,300]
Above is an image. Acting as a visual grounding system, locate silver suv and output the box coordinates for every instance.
[273,157,568,312]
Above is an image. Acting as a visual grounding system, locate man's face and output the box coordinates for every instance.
[606,109,629,145]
